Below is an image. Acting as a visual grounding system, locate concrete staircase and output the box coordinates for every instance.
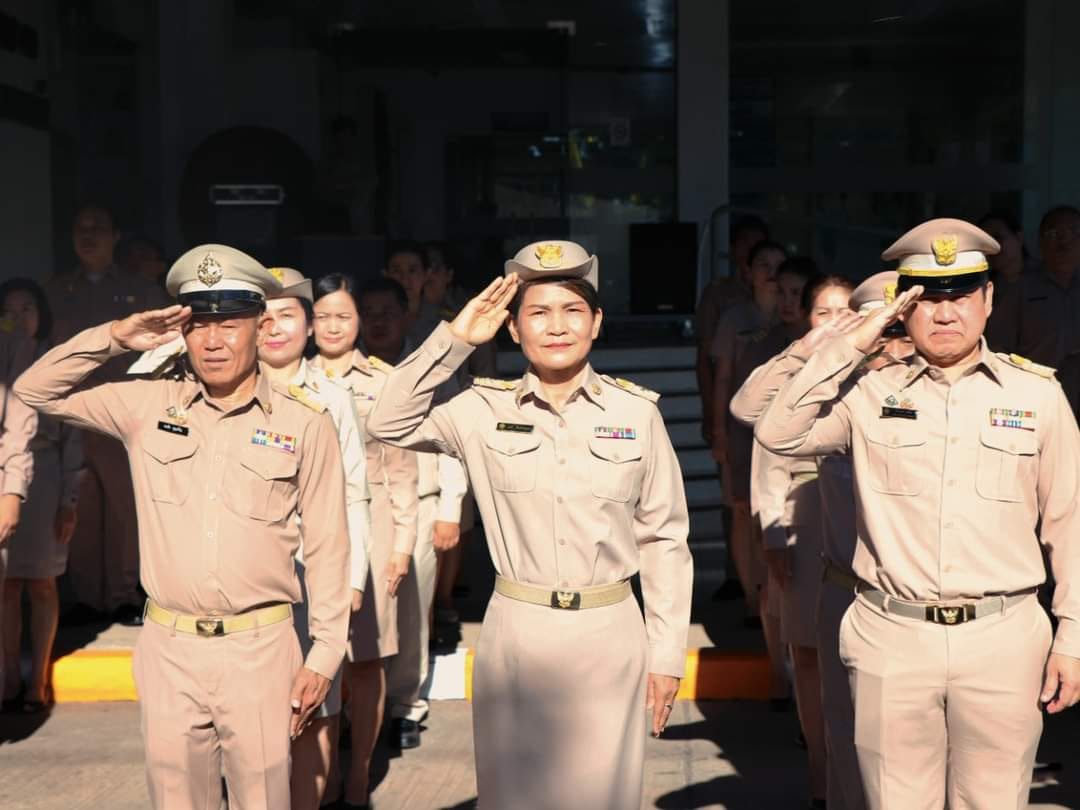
[496,345,726,589]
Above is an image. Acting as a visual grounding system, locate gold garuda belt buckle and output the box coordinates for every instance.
[550,590,582,610]
[195,618,225,637]
[926,604,974,625]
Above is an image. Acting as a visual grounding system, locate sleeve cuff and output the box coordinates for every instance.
[436,492,464,523]
[423,321,475,371]
[393,529,417,556]
[1,472,29,500]
[1052,618,1080,659]
[648,644,687,679]
[304,641,344,681]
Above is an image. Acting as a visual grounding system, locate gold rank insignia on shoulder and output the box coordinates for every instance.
[368,355,394,374]
[999,352,1056,379]
[473,377,519,391]
[602,375,660,403]
[287,383,326,414]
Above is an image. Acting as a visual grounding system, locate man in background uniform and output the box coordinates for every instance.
[46,203,168,624]
[756,219,1080,809]
[16,245,350,810]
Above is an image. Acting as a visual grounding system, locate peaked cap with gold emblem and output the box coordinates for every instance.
[504,240,599,290]
[166,244,282,314]
[266,266,313,303]
[881,218,999,295]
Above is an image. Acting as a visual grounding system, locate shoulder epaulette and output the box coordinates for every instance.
[368,355,394,374]
[286,383,327,413]
[472,376,519,391]
[999,352,1056,380]
[602,374,660,403]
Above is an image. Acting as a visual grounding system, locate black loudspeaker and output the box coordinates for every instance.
[629,222,698,315]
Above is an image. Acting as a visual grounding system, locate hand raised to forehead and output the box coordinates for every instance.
[449,274,519,346]
[843,285,923,355]
[792,310,862,357]
[110,305,192,352]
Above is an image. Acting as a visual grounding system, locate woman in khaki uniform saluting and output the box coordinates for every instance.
[367,241,693,809]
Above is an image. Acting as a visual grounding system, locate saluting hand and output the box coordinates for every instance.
[1041,652,1080,714]
[449,274,519,346]
[110,305,192,352]
[841,286,923,355]
[791,310,863,358]
[646,673,680,737]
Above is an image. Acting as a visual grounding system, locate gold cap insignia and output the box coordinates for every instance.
[931,235,958,266]
[268,267,285,284]
[196,254,224,287]
[883,282,897,305]
[534,243,564,269]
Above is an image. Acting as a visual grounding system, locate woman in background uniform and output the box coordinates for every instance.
[0,278,82,713]
[366,241,693,810]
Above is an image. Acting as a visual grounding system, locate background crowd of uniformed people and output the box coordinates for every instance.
[0,196,1079,809]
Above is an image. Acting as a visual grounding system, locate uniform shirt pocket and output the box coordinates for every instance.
[483,432,542,493]
[224,446,299,523]
[588,437,644,502]
[863,423,928,496]
[975,426,1037,503]
[141,433,198,505]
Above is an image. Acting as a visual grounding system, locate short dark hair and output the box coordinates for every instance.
[802,273,854,313]
[313,272,358,305]
[747,239,787,268]
[1040,205,1080,232]
[0,277,52,341]
[424,240,457,271]
[731,214,769,245]
[385,239,427,269]
[72,201,117,231]
[776,256,819,284]
[358,277,409,311]
[510,277,600,316]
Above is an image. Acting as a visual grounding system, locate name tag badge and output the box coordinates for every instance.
[496,422,534,434]
[252,428,296,453]
[158,421,189,436]
[880,407,918,420]
[594,426,637,440]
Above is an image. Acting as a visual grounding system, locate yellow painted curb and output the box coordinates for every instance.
[50,646,769,704]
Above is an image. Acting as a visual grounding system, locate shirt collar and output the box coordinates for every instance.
[181,365,275,415]
[900,338,1004,389]
[514,364,606,411]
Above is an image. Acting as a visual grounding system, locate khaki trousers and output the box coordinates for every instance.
[67,433,140,610]
[817,581,866,810]
[387,493,438,721]
[133,613,302,810]
[473,591,648,810]
[839,592,1051,810]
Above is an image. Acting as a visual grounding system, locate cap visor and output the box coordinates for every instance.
[898,271,988,296]
[179,290,265,315]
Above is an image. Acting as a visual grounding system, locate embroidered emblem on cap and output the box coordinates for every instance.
[251,428,296,454]
[594,426,637,440]
[883,282,898,305]
[196,253,224,287]
[534,243,564,269]
[268,267,285,283]
[931,235,958,266]
[989,408,1036,431]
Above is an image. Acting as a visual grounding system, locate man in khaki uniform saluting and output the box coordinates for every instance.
[756,218,1080,810]
[14,245,351,810]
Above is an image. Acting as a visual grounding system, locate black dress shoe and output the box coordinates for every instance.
[390,717,421,749]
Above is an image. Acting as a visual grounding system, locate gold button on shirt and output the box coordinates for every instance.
[366,322,694,677]
[755,335,1080,657]
[14,324,351,678]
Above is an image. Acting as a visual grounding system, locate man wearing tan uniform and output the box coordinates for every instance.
[47,204,169,623]
[14,245,350,810]
[756,219,1080,810]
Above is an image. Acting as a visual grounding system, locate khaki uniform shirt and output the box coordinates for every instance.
[14,324,351,678]
[289,360,371,590]
[313,350,420,555]
[755,336,1080,657]
[1013,268,1080,367]
[365,322,694,676]
[697,278,751,347]
[1,333,37,498]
